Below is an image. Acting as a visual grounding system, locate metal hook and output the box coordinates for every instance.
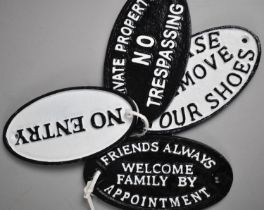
[125,110,149,137]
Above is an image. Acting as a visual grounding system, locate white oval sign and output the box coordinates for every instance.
[4,87,138,164]
[150,26,261,133]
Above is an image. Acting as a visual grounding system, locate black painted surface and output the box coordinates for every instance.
[84,135,233,210]
[104,0,191,122]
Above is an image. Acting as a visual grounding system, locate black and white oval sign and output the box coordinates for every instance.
[104,0,191,122]
[149,26,261,133]
[84,135,233,210]
[3,87,137,164]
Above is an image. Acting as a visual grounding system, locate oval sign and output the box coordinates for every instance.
[150,26,261,133]
[84,135,233,210]
[104,0,191,122]
[3,87,138,164]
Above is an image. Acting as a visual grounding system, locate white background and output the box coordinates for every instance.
[0,0,263,210]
